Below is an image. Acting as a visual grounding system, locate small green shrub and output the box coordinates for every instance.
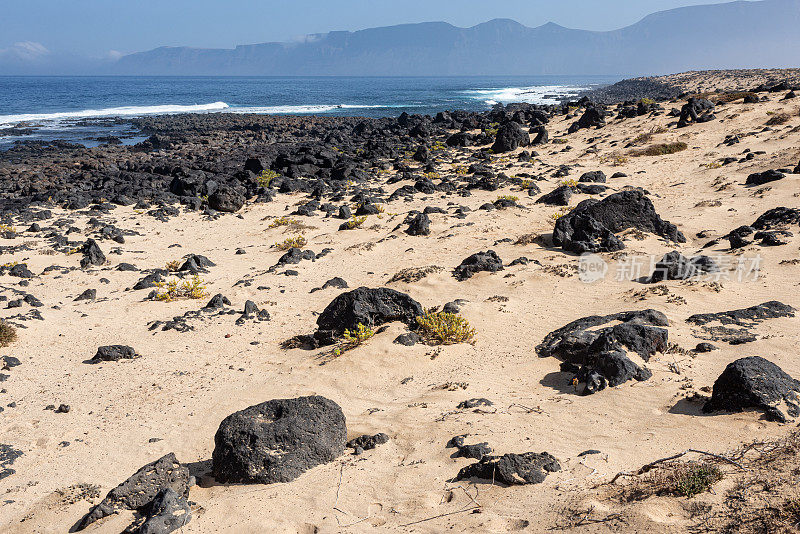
[258,169,279,188]
[0,320,17,347]
[416,311,476,345]
[154,275,208,302]
[275,235,307,251]
[269,216,300,228]
[343,216,367,230]
[674,463,724,498]
[342,323,375,346]
[495,195,519,203]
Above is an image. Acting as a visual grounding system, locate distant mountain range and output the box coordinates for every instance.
[4,0,800,76]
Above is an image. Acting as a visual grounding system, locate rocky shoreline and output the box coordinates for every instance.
[1,69,800,532]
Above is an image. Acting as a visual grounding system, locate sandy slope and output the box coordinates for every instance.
[1,87,800,533]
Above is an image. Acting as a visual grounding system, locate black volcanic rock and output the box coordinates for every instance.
[552,190,685,253]
[454,452,561,485]
[316,287,423,334]
[536,309,668,394]
[212,396,346,484]
[703,356,800,422]
[452,250,503,281]
[492,122,529,153]
[77,453,190,530]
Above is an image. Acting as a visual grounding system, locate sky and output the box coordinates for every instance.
[0,0,742,58]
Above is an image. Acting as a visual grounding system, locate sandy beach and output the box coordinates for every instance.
[1,70,800,533]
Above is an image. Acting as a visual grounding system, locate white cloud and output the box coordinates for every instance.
[0,41,51,61]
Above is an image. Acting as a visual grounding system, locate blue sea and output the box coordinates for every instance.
[0,75,617,149]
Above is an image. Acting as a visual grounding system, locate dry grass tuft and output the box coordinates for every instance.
[631,141,688,157]
[0,320,17,347]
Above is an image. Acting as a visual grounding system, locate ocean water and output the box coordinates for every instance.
[0,75,617,149]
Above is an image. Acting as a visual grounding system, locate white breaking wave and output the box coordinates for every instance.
[0,102,231,127]
[226,103,409,114]
[0,102,413,127]
[462,85,590,106]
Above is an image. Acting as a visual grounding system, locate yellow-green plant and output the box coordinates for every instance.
[268,216,300,228]
[343,323,375,346]
[550,207,572,224]
[423,171,441,180]
[454,166,468,175]
[496,195,519,202]
[343,216,367,230]
[275,235,307,251]
[416,311,476,345]
[557,178,578,188]
[258,169,279,188]
[154,275,208,302]
[0,223,16,234]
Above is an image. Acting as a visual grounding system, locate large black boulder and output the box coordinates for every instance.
[452,250,504,281]
[703,356,800,422]
[491,122,529,153]
[746,169,785,186]
[77,453,190,530]
[454,452,561,485]
[536,309,668,395]
[208,186,245,213]
[406,212,431,236]
[212,396,346,484]
[751,207,800,230]
[568,106,606,133]
[553,190,685,253]
[80,239,106,268]
[316,287,423,334]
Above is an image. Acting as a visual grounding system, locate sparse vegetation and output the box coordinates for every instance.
[165,259,182,272]
[342,215,367,230]
[0,223,17,234]
[153,275,208,302]
[0,320,17,347]
[274,235,307,250]
[454,166,468,175]
[600,152,629,166]
[552,138,568,144]
[550,207,572,224]
[423,171,441,181]
[258,169,279,188]
[416,311,476,345]
[631,141,688,157]
[623,462,723,501]
[268,216,300,228]
[557,178,578,188]
[342,323,375,347]
[766,112,791,126]
[495,195,519,202]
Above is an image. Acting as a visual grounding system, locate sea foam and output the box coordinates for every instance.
[0,102,230,127]
[462,85,590,106]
